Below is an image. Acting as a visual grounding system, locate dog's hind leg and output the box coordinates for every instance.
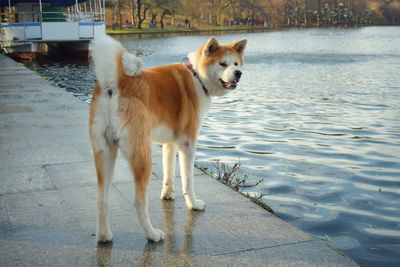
[160,143,177,200]
[178,140,205,211]
[92,140,118,243]
[123,134,165,242]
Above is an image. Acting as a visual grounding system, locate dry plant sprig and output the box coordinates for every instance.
[195,160,274,214]
[211,160,264,191]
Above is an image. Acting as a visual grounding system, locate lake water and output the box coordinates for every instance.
[23,27,400,266]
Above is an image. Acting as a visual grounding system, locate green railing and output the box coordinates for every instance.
[0,11,104,24]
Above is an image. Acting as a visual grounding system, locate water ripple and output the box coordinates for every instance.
[22,27,400,267]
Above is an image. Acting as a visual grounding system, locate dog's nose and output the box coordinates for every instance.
[234,70,242,79]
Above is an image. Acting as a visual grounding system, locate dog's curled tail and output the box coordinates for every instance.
[92,33,142,89]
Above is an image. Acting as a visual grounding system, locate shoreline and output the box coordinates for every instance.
[107,26,270,35]
[105,24,371,37]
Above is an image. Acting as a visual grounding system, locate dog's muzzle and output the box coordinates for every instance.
[220,70,242,90]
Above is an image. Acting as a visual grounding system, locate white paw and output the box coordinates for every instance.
[189,199,205,211]
[96,230,113,243]
[160,188,176,200]
[146,228,165,243]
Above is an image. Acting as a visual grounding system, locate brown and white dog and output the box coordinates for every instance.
[89,34,246,243]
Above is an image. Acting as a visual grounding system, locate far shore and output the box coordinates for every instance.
[106,25,277,36]
[106,24,369,37]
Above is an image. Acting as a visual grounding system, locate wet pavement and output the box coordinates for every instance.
[0,54,358,266]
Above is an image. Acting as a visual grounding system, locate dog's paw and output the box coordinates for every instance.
[96,230,113,243]
[160,188,176,200]
[146,228,165,243]
[190,199,205,211]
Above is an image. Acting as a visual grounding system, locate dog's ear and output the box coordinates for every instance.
[231,39,247,55]
[203,37,219,56]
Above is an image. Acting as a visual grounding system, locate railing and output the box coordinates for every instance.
[0,11,104,24]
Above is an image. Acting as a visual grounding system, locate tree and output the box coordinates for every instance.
[160,8,171,28]
[105,0,399,29]
[117,0,123,28]
[155,0,180,28]
[137,0,149,29]
[227,0,242,22]
[182,0,203,27]
[131,0,136,27]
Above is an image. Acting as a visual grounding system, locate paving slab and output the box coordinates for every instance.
[0,54,358,266]
[0,165,56,195]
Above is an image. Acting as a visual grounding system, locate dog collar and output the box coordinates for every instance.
[181,57,209,96]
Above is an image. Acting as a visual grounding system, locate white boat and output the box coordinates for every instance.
[0,0,105,58]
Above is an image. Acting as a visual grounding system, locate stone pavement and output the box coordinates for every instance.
[0,54,358,266]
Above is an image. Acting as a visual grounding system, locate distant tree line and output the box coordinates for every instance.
[284,0,400,26]
[105,0,400,29]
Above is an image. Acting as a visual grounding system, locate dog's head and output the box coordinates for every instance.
[189,37,247,96]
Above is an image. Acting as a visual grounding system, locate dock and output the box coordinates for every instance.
[0,54,357,266]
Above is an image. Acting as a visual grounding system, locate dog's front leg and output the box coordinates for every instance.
[178,141,205,211]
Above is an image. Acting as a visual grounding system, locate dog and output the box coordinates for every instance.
[89,34,246,243]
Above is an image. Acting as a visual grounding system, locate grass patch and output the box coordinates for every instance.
[107,27,194,35]
[106,26,267,35]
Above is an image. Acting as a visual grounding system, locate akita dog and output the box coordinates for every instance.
[89,34,246,243]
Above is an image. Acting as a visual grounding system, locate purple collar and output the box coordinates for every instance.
[181,58,209,96]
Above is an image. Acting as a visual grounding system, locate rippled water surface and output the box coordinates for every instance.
[24,27,400,266]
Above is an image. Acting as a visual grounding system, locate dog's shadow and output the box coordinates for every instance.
[96,201,201,266]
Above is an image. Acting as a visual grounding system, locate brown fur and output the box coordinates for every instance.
[89,54,201,208]
[116,53,200,143]
[201,45,244,67]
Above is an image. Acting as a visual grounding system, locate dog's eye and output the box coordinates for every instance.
[219,62,227,67]
[234,62,238,66]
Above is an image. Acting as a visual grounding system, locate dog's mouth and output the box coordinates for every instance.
[220,79,239,89]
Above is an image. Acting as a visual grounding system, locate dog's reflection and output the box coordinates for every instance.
[139,201,201,266]
[95,240,113,266]
[96,201,201,266]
